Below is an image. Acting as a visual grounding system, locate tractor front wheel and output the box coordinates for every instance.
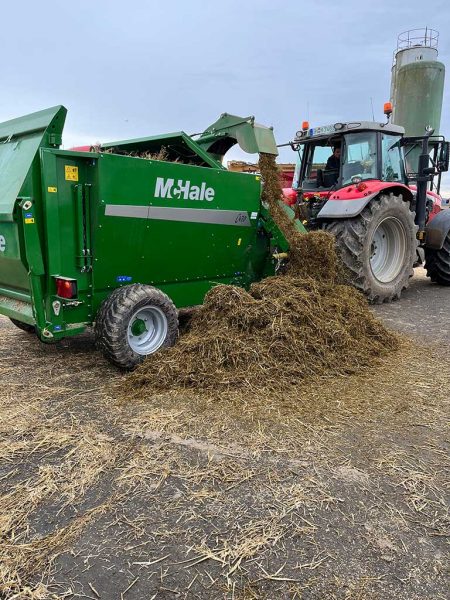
[425,231,450,286]
[95,284,179,369]
[325,194,418,303]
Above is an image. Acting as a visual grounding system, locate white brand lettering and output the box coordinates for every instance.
[0,235,5,252]
[189,186,200,200]
[175,179,190,200]
[155,177,174,199]
[154,177,215,202]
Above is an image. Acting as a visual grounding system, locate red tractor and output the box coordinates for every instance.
[285,108,450,302]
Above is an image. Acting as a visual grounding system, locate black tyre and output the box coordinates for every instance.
[95,284,179,369]
[425,232,450,286]
[325,194,418,303]
[9,318,35,333]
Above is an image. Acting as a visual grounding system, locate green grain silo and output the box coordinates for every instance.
[391,28,445,137]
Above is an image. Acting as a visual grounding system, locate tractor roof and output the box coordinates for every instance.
[295,120,404,143]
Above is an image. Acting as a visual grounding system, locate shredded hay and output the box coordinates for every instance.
[118,147,172,161]
[89,144,174,162]
[259,152,344,283]
[125,153,398,396]
[127,275,398,394]
[90,144,189,165]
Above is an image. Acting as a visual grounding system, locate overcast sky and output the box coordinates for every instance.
[1,0,449,192]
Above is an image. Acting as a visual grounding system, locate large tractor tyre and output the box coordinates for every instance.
[325,194,418,303]
[95,284,179,369]
[425,232,450,286]
[9,318,35,334]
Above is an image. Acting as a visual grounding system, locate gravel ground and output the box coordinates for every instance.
[372,267,450,343]
[0,269,448,600]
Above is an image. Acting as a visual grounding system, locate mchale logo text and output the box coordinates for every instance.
[155,177,215,201]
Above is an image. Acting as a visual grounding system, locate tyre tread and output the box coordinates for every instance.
[95,284,179,369]
[425,232,450,286]
[324,194,418,303]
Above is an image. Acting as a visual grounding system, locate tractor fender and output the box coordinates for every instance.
[425,209,450,250]
[317,184,414,219]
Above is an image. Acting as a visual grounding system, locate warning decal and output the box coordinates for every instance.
[65,165,79,181]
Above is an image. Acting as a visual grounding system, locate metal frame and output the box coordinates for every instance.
[396,28,439,52]
[401,135,447,194]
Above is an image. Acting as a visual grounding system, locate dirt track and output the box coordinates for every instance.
[0,268,448,600]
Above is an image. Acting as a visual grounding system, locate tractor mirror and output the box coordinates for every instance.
[438,142,450,172]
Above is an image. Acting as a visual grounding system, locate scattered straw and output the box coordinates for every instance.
[0,316,448,598]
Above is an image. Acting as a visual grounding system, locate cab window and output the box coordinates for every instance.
[381,134,403,182]
[302,143,334,189]
[342,132,377,185]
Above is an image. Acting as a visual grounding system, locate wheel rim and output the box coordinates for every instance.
[127,306,168,355]
[370,217,408,283]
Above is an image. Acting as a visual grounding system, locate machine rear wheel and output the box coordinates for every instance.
[95,284,179,369]
[425,232,450,286]
[9,318,35,333]
[325,194,418,303]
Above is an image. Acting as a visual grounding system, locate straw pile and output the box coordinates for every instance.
[127,152,398,394]
[127,275,398,393]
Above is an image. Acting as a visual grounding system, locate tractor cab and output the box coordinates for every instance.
[292,121,407,194]
[284,116,450,303]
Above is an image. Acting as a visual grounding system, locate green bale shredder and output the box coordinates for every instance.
[0,106,289,368]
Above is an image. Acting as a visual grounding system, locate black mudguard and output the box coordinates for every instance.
[425,210,450,250]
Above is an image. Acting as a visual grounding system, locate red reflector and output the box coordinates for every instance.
[357,182,368,192]
[56,278,77,299]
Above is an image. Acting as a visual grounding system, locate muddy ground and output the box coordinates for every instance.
[0,268,448,600]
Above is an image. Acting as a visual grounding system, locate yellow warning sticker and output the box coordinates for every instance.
[255,176,261,181]
[237,238,242,246]
[48,186,57,193]
[25,218,35,224]
[65,165,79,181]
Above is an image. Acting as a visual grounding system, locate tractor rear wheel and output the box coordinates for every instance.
[425,231,450,286]
[325,194,417,303]
[9,318,35,333]
[95,284,179,369]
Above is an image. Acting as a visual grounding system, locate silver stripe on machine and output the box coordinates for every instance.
[105,205,252,227]
[105,205,149,219]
